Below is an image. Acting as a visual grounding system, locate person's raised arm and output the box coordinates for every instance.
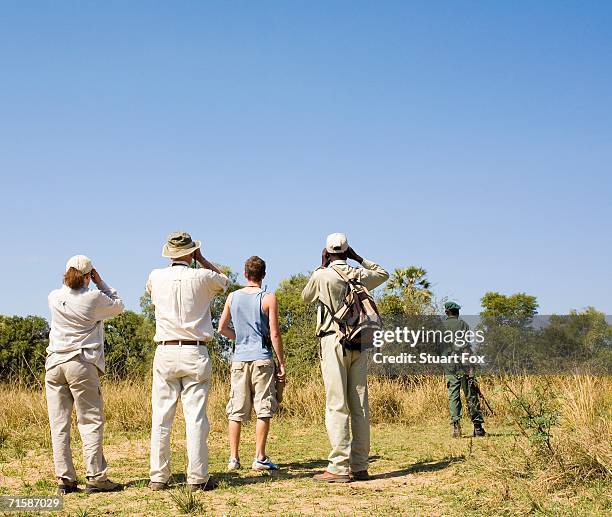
[217,293,236,340]
[195,248,223,275]
[91,269,125,320]
[145,273,152,296]
[301,271,319,304]
[195,248,229,294]
[347,247,389,291]
[264,293,285,382]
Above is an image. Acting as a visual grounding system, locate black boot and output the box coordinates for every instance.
[473,423,486,437]
[452,422,461,438]
[57,479,78,495]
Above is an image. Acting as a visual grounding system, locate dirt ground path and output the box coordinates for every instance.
[1,421,608,515]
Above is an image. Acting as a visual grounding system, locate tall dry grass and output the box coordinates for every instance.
[552,375,611,479]
[477,374,611,493]
[0,374,454,451]
[0,374,610,486]
[0,384,51,451]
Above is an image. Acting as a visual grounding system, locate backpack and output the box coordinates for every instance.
[327,265,383,351]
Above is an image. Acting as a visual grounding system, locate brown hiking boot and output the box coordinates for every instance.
[473,423,486,437]
[57,478,78,495]
[86,478,123,493]
[148,481,168,491]
[189,478,219,492]
[452,422,461,438]
[350,470,370,481]
[313,471,351,483]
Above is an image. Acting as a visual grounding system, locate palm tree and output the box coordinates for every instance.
[386,266,431,295]
[385,266,433,315]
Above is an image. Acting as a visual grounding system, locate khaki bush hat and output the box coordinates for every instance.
[326,233,349,254]
[66,255,93,274]
[162,231,201,258]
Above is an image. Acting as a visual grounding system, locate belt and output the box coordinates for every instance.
[157,340,205,346]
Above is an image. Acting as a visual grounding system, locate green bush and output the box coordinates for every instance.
[0,311,157,383]
[504,379,560,456]
[0,315,49,385]
[104,311,156,380]
[275,274,319,380]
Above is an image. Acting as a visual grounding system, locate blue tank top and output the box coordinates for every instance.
[230,289,273,362]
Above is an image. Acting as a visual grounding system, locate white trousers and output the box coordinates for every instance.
[45,356,108,482]
[149,345,212,485]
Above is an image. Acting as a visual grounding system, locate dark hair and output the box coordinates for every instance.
[446,308,460,317]
[245,256,266,282]
[64,267,86,289]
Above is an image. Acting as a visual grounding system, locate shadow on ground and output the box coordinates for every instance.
[124,455,460,488]
[368,455,465,480]
[125,459,331,489]
[221,457,329,486]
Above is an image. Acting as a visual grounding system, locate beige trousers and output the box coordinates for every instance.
[45,356,108,482]
[320,334,370,475]
[150,345,212,485]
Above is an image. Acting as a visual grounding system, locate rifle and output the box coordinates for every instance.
[470,377,494,416]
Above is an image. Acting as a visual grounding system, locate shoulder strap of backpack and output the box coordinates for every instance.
[331,265,364,288]
[331,265,352,283]
[259,289,269,317]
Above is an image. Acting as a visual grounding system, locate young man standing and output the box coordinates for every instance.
[442,301,486,438]
[218,256,286,471]
[301,233,389,483]
[146,232,229,492]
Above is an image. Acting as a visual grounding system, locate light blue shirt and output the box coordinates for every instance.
[230,289,273,362]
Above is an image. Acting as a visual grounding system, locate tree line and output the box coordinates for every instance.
[1,266,610,385]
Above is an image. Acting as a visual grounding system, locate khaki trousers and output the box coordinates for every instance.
[320,334,370,475]
[45,356,108,482]
[226,359,278,421]
[150,345,212,485]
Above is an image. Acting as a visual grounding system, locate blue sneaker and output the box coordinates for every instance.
[252,456,279,470]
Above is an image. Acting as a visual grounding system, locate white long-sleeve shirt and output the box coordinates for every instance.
[146,262,229,343]
[46,281,124,372]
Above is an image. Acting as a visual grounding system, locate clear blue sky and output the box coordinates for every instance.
[1,1,610,318]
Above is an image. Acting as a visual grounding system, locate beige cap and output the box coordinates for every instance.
[162,231,201,259]
[326,233,349,254]
[66,255,93,274]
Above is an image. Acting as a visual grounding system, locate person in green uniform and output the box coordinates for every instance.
[441,301,486,438]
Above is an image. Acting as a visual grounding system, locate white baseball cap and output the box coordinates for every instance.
[326,233,349,254]
[66,255,93,274]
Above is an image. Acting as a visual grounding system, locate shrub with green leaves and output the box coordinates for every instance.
[104,311,156,380]
[0,315,49,385]
[505,380,561,455]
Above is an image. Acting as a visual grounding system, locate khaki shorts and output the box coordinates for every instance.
[226,359,278,421]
